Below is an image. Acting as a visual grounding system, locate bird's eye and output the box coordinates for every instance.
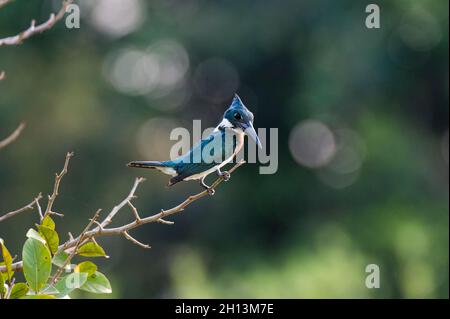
[234,112,242,120]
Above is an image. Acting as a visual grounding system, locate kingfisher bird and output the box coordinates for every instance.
[127,94,261,194]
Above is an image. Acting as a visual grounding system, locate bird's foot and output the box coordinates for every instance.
[200,177,215,195]
[218,171,231,181]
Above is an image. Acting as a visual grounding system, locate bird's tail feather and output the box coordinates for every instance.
[127,161,166,169]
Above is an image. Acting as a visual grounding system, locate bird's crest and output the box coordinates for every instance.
[224,93,254,122]
[229,94,248,112]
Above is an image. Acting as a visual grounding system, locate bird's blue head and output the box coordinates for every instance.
[221,94,262,149]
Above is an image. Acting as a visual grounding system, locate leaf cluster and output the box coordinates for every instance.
[1,215,111,299]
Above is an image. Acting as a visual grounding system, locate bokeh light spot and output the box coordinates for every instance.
[104,40,189,98]
[397,7,442,52]
[88,0,146,38]
[289,120,336,168]
[318,129,366,189]
[104,48,159,96]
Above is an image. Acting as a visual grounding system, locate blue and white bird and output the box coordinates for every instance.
[127,94,261,194]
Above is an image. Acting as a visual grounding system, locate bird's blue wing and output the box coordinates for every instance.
[168,130,238,184]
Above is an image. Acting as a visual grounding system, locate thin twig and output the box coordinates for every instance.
[35,194,44,221]
[0,123,25,151]
[100,177,146,228]
[123,231,150,249]
[0,0,73,47]
[44,152,74,219]
[157,218,175,225]
[127,201,141,222]
[51,209,102,286]
[0,193,43,223]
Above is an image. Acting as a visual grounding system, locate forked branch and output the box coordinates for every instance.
[0,194,43,223]
[50,209,102,285]
[44,152,74,219]
[59,160,245,252]
[0,0,73,47]
[0,152,246,272]
[0,151,73,223]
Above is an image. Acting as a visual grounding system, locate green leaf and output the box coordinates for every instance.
[36,225,59,254]
[52,251,69,268]
[55,272,88,298]
[0,238,14,283]
[75,261,97,276]
[41,215,56,230]
[22,238,52,293]
[21,294,56,299]
[9,283,29,299]
[41,284,60,295]
[0,266,14,285]
[79,271,112,294]
[77,242,107,257]
[26,229,46,244]
[0,269,5,297]
[0,267,10,289]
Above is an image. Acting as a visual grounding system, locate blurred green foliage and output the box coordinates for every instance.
[0,0,448,298]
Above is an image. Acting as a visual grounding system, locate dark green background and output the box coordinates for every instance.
[0,0,448,298]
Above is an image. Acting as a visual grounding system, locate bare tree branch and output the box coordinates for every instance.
[1,159,246,273]
[0,193,42,223]
[127,201,142,222]
[50,209,102,286]
[100,177,146,228]
[0,0,12,10]
[44,152,74,219]
[0,122,25,151]
[123,231,150,249]
[0,0,73,47]
[157,218,175,225]
[35,194,44,220]
[59,160,246,254]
